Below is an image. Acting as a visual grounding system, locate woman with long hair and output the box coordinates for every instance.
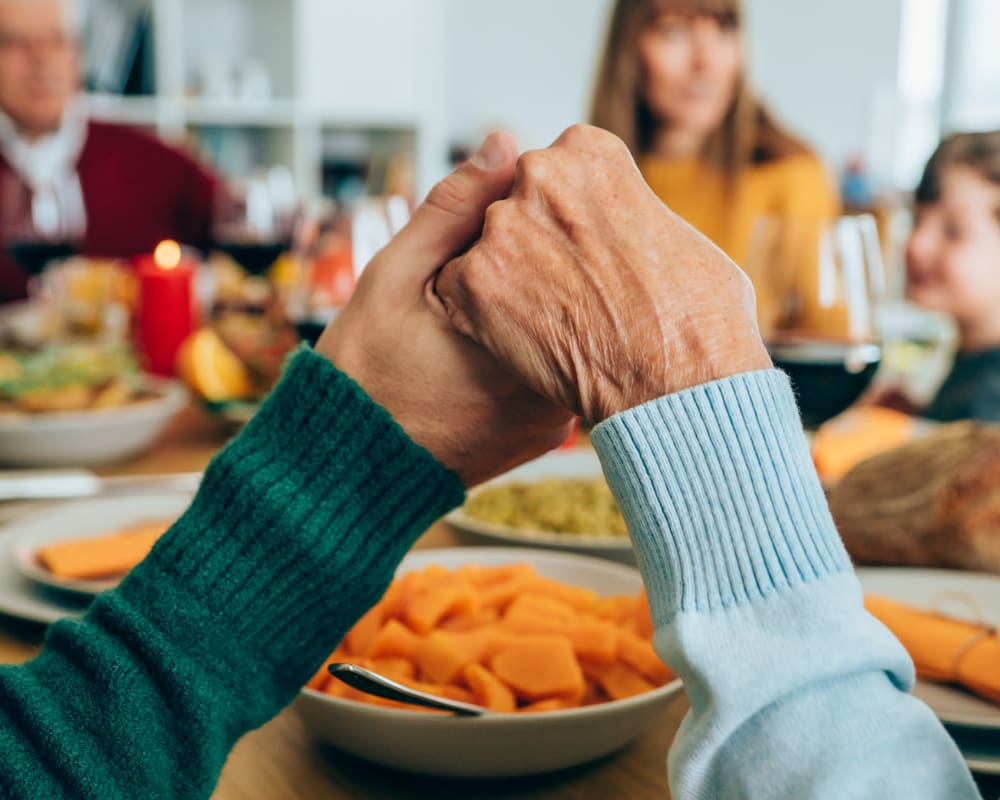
[591,0,838,268]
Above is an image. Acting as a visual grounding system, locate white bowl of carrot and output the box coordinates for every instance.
[293,547,684,778]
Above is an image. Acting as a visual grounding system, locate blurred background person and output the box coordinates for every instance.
[589,0,839,270]
[813,131,1000,484]
[897,130,1000,422]
[0,0,219,303]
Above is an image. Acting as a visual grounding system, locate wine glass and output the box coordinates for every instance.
[211,167,298,277]
[743,214,886,428]
[284,197,350,345]
[285,196,403,345]
[0,170,85,289]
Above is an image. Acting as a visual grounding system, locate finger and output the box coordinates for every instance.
[431,252,477,338]
[387,131,519,283]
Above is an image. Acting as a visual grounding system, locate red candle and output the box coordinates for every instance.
[136,240,197,376]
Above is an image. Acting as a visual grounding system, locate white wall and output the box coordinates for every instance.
[444,0,614,151]
[442,0,906,181]
[745,0,905,181]
[288,0,911,188]
[296,0,425,121]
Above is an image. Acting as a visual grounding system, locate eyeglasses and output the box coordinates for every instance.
[0,31,75,56]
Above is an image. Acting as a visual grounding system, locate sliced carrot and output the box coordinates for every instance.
[463,562,536,588]
[417,629,488,685]
[305,646,350,692]
[412,564,452,590]
[618,630,673,684]
[365,619,423,662]
[323,679,368,703]
[36,521,167,579]
[438,606,499,632]
[305,669,329,692]
[583,660,655,700]
[501,592,577,635]
[478,577,530,612]
[440,684,476,705]
[524,576,599,612]
[404,583,479,634]
[344,601,384,655]
[635,589,655,639]
[569,619,619,663]
[481,627,522,660]
[381,571,418,620]
[490,635,585,702]
[592,594,637,623]
[463,662,517,713]
[372,657,416,682]
[518,697,572,713]
[322,656,374,702]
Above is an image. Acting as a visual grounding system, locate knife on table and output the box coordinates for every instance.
[0,470,202,501]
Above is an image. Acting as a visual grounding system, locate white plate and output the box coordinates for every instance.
[0,376,187,467]
[1,493,190,607]
[445,449,635,564]
[0,535,87,624]
[856,567,1000,730]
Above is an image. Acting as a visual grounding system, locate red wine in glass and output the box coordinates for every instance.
[8,240,77,277]
[214,240,288,276]
[293,318,327,346]
[768,337,881,429]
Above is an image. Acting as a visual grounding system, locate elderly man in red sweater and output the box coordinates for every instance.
[0,0,219,302]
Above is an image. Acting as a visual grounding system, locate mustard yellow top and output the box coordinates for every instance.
[639,153,839,266]
[640,153,844,335]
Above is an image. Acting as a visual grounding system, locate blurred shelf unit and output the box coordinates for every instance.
[83,0,447,199]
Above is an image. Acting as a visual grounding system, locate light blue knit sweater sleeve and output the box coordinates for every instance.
[591,369,980,800]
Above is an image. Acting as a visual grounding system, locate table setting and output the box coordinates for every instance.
[0,437,690,798]
[0,208,996,800]
[1,419,998,799]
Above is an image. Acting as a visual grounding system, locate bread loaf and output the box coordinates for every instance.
[827,421,1000,573]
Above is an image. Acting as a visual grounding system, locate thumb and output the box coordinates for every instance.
[388,132,518,278]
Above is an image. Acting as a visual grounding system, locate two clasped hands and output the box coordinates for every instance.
[0,126,977,800]
[317,124,770,487]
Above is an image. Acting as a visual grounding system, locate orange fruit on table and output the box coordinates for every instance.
[176,328,254,402]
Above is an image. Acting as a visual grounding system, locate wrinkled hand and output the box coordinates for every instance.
[433,125,771,425]
[315,133,573,486]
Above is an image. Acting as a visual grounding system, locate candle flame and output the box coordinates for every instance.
[154,240,183,271]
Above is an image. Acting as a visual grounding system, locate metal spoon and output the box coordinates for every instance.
[327,662,491,717]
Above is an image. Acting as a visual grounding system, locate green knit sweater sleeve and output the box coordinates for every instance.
[0,348,465,800]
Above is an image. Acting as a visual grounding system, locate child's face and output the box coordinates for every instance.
[906,166,1000,323]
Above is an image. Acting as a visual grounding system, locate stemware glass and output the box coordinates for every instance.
[284,197,352,345]
[211,166,298,277]
[0,170,85,287]
[285,195,404,345]
[743,214,887,428]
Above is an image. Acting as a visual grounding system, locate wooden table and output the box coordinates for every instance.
[0,405,684,799]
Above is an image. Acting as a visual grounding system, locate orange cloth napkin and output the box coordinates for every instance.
[812,407,916,483]
[865,595,1000,705]
[36,521,169,579]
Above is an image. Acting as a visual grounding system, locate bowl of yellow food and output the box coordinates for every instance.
[294,547,683,778]
[445,449,635,563]
[0,342,186,466]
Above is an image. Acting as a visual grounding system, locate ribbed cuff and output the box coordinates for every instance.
[112,347,465,697]
[592,369,851,627]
